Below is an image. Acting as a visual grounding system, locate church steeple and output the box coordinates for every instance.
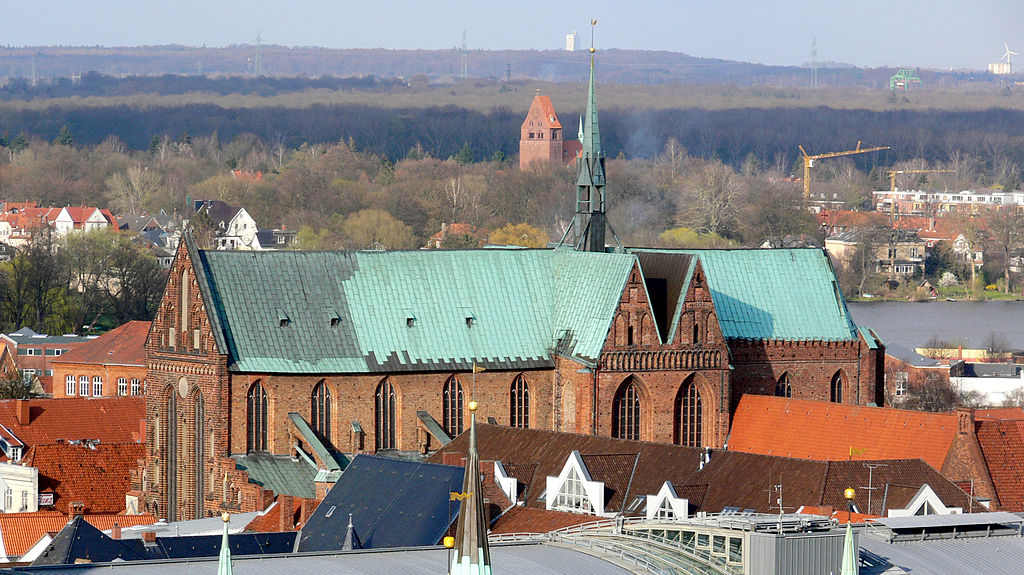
[573,19,607,252]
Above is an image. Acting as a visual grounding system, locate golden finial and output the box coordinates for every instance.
[844,488,856,501]
[222,511,231,522]
[444,535,455,548]
[468,400,479,412]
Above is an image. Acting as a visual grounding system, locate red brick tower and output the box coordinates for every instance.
[518,92,579,170]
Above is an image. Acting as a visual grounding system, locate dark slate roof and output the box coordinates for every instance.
[194,199,241,226]
[32,516,297,565]
[231,452,317,499]
[885,342,942,368]
[962,363,1021,378]
[297,454,464,551]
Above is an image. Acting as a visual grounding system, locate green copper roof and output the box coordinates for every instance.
[654,248,859,341]
[195,244,634,374]
[232,452,317,499]
[576,51,605,190]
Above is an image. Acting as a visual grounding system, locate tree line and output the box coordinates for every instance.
[3,103,1024,178]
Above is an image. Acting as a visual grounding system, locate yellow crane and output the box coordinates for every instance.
[887,169,955,191]
[798,141,890,201]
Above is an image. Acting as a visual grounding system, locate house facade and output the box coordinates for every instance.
[50,321,149,398]
[518,93,582,170]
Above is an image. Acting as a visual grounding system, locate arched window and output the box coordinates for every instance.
[775,373,792,398]
[193,392,205,519]
[830,372,843,403]
[311,381,331,441]
[247,382,269,452]
[375,379,397,450]
[164,387,178,521]
[443,376,464,437]
[180,269,189,339]
[674,377,702,447]
[612,378,642,441]
[693,321,700,344]
[510,375,530,428]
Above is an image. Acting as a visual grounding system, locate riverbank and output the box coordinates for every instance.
[847,300,1024,351]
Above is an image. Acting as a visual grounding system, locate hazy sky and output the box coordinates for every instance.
[5,1,1023,69]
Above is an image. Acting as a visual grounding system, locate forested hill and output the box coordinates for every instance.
[0,45,999,88]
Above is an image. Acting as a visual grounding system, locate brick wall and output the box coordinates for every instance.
[51,361,146,398]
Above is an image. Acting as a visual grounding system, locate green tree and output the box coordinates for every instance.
[487,223,548,248]
[0,370,41,400]
[0,235,73,334]
[54,125,74,147]
[985,206,1023,293]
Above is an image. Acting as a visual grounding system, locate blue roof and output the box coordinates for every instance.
[297,455,464,551]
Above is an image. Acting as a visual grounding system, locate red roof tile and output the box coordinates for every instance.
[24,443,146,515]
[244,501,281,533]
[0,512,154,558]
[50,321,150,367]
[975,407,1024,420]
[726,396,958,470]
[976,419,1024,511]
[490,506,592,535]
[0,397,145,447]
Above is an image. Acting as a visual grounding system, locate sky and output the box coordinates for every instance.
[4,0,1024,70]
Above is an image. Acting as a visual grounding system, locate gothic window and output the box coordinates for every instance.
[613,378,641,441]
[775,373,792,398]
[674,377,702,447]
[375,379,397,450]
[311,381,331,441]
[442,376,464,437]
[247,381,269,452]
[553,466,593,513]
[830,371,844,403]
[510,375,530,428]
[693,321,700,344]
[193,392,205,519]
[180,269,189,339]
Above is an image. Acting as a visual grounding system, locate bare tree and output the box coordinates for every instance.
[106,164,162,215]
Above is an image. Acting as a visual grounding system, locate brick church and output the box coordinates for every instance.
[132,50,885,522]
[519,92,582,170]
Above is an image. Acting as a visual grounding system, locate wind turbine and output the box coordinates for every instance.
[1003,41,1018,70]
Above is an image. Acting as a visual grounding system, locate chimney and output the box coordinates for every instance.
[70,501,85,517]
[111,522,121,540]
[15,400,30,425]
[955,406,976,434]
[141,531,157,544]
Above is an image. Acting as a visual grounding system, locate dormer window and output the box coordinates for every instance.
[277,309,291,327]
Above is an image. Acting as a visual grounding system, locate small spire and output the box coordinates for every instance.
[840,521,858,575]
[217,512,232,575]
[342,513,362,550]
[450,400,491,575]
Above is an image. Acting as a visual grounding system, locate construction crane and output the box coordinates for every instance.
[887,169,955,191]
[798,142,890,201]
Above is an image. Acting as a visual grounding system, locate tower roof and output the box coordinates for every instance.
[576,50,605,190]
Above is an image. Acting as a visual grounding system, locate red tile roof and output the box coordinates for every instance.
[726,396,958,470]
[24,443,146,515]
[490,506,593,535]
[975,407,1024,420]
[0,512,154,558]
[243,502,281,533]
[50,321,150,367]
[0,397,145,448]
[976,419,1024,511]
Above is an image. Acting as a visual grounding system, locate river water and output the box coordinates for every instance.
[847,301,1024,350]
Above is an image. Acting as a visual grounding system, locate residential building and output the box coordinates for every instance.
[873,188,1024,215]
[825,227,926,277]
[883,342,950,402]
[430,424,977,526]
[0,397,144,463]
[192,200,261,250]
[0,329,99,393]
[0,512,156,564]
[726,395,1024,512]
[51,321,149,399]
[23,442,146,515]
[0,461,38,513]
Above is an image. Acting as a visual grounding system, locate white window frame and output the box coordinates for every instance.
[545,450,608,516]
[79,375,89,397]
[66,375,76,396]
[92,376,102,396]
[118,377,128,396]
[131,378,142,396]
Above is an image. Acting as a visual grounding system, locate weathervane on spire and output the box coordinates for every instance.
[590,19,597,54]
